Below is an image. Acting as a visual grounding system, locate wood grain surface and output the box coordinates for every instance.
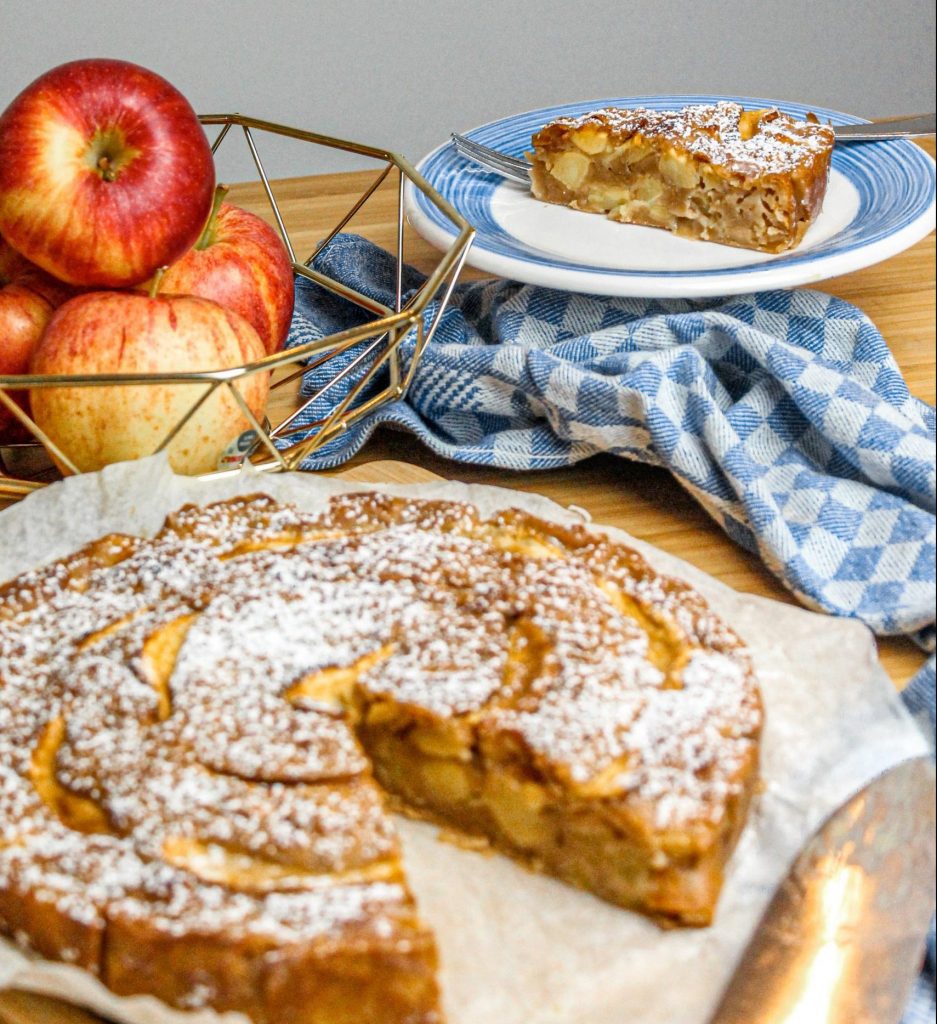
[0,145,933,674]
[227,140,935,690]
[0,143,933,1020]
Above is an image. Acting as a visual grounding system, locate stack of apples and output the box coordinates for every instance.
[0,58,294,475]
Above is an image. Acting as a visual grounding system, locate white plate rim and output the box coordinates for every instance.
[405,94,936,298]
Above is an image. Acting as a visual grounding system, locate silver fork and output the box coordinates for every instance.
[450,134,530,182]
[451,113,936,183]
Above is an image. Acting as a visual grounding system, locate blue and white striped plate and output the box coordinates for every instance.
[405,95,936,298]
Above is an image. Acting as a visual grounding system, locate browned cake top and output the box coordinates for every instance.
[532,101,835,177]
[0,491,762,958]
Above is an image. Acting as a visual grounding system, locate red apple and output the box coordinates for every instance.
[0,59,215,288]
[158,187,295,354]
[29,290,269,475]
[0,238,75,431]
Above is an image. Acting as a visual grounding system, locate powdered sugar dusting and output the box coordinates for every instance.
[0,490,761,1007]
[0,495,423,991]
[536,101,834,176]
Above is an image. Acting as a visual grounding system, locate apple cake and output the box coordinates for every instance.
[528,101,835,252]
[0,490,763,1022]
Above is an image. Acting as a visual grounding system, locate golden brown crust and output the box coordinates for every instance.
[0,494,442,1024]
[528,102,834,252]
[0,490,763,1018]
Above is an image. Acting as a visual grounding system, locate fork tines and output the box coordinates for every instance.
[450,134,531,183]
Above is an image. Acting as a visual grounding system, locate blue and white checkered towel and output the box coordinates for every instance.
[286,233,936,1020]
[289,235,935,641]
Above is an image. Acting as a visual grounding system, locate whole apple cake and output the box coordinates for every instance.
[528,102,835,252]
[0,491,763,1023]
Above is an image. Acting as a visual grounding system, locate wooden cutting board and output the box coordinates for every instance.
[0,460,441,1024]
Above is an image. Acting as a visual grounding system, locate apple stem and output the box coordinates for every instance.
[97,156,117,183]
[148,267,167,300]
[195,184,229,250]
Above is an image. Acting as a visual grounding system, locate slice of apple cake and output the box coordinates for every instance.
[528,101,835,252]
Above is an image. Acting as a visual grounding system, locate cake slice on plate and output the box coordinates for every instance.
[528,101,834,252]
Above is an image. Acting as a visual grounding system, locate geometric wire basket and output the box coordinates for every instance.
[0,113,474,503]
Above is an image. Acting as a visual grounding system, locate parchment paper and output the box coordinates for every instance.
[0,455,929,1024]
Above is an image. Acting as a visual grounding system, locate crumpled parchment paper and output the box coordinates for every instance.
[0,455,928,1024]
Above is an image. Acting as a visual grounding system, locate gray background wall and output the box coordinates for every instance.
[2,0,934,182]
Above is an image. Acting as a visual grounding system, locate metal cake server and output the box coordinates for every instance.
[831,113,936,140]
[709,755,937,1024]
[451,113,937,183]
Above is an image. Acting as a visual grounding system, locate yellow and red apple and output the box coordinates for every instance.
[29,291,270,475]
[0,238,75,431]
[0,59,215,288]
[159,188,295,354]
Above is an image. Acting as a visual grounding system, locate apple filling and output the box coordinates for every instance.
[530,142,798,251]
[354,706,750,925]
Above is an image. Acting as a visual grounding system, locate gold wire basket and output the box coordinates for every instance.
[0,114,474,503]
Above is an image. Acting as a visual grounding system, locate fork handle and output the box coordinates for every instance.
[833,113,935,140]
